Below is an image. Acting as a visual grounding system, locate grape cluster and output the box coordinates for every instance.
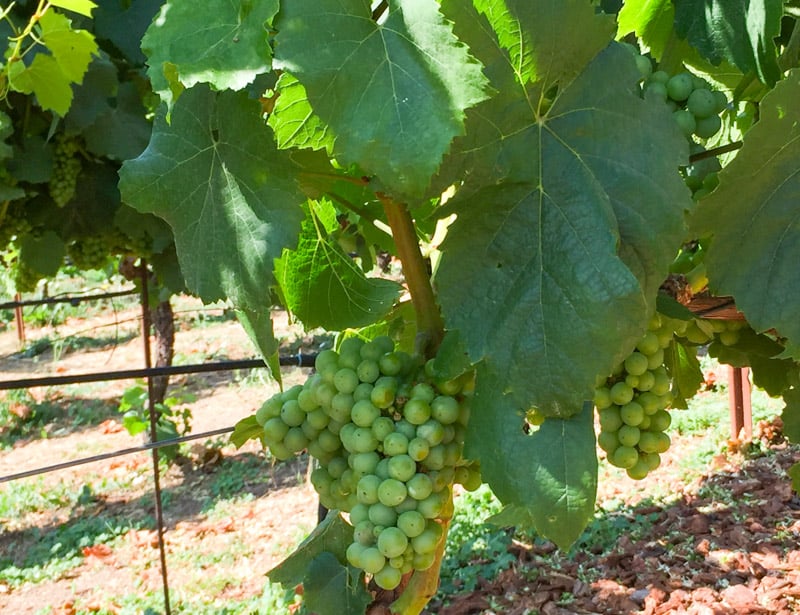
[66,229,151,271]
[49,135,82,207]
[67,236,114,271]
[594,313,677,480]
[675,317,747,348]
[254,336,479,590]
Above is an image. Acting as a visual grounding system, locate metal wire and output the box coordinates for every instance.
[0,355,318,390]
[0,426,235,484]
[0,288,138,310]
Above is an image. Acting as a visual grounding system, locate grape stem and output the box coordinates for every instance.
[378,193,444,357]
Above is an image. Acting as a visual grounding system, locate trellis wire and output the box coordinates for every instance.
[1,283,317,615]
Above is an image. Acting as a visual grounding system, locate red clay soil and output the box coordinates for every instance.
[430,436,800,615]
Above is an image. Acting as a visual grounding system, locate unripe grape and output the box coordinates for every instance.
[687,88,716,118]
[383,431,409,456]
[406,473,433,500]
[666,72,693,101]
[377,478,407,507]
[369,502,398,527]
[431,396,460,424]
[617,424,640,447]
[371,416,395,441]
[611,445,639,469]
[357,474,381,504]
[357,359,380,383]
[404,398,432,425]
[377,527,408,558]
[360,547,386,574]
[610,382,634,405]
[620,402,644,426]
[373,564,402,590]
[351,399,380,427]
[388,454,417,482]
[694,113,722,139]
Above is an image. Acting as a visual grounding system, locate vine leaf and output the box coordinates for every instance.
[93,0,163,65]
[275,200,402,331]
[268,72,334,153]
[268,511,353,587]
[118,85,306,310]
[436,38,691,417]
[708,330,794,397]
[664,339,703,409]
[303,552,371,615]
[142,0,277,107]
[673,0,782,86]
[20,231,66,277]
[782,388,800,444]
[39,11,99,83]
[472,0,616,91]
[465,366,597,549]
[692,70,800,354]
[50,0,97,17]
[236,307,281,384]
[273,0,490,197]
[616,0,674,59]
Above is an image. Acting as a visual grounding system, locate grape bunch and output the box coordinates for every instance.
[594,313,677,480]
[253,336,479,590]
[621,45,729,148]
[67,235,114,271]
[49,135,82,207]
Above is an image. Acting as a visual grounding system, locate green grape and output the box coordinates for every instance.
[694,114,722,139]
[382,431,409,456]
[377,478,407,507]
[666,72,694,101]
[49,135,82,207]
[373,564,402,590]
[431,395,460,424]
[406,473,433,500]
[387,454,416,482]
[357,474,381,505]
[351,399,380,427]
[360,547,386,574]
[403,398,432,425]
[377,526,408,558]
[617,424,640,447]
[411,522,443,554]
[611,445,639,469]
[687,88,716,118]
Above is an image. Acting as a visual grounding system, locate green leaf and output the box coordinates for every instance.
[8,136,54,183]
[268,72,334,153]
[781,388,800,444]
[275,200,402,331]
[142,0,277,108]
[273,0,490,196]
[656,293,695,321]
[472,0,615,91]
[788,462,800,494]
[303,552,371,615]
[269,511,353,588]
[464,366,597,550]
[49,0,97,17]
[230,415,263,448]
[94,0,163,65]
[437,42,690,417]
[118,85,306,309]
[692,70,800,350]
[664,339,703,409]
[673,0,782,86]
[83,82,152,161]
[40,10,99,83]
[707,329,793,397]
[616,0,674,60]
[19,231,66,276]
[236,307,282,383]
[9,54,74,115]
[65,54,118,132]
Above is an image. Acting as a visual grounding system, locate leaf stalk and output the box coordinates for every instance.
[379,194,444,357]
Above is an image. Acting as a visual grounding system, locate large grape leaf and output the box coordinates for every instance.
[275,200,402,331]
[616,0,674,59]
[472,0,615,91]
[436,36,691,416]
[269,511,353,587]
[782,388,800,444]
[93,0,164,66]
[692,71,800,353]
[118,85,306,309]
[465,366,597,549]
[673,0,782,86]
[303,552,371,615]
[267,72,335,153]
[273,0,489,197]
[142,0,276,107]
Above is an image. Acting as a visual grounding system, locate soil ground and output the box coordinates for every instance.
[1,294,799,614]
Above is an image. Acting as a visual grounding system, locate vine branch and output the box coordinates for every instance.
[378,194,444,358]
[689,141,743,163]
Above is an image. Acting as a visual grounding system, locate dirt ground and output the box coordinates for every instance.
[1,298,799,614]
